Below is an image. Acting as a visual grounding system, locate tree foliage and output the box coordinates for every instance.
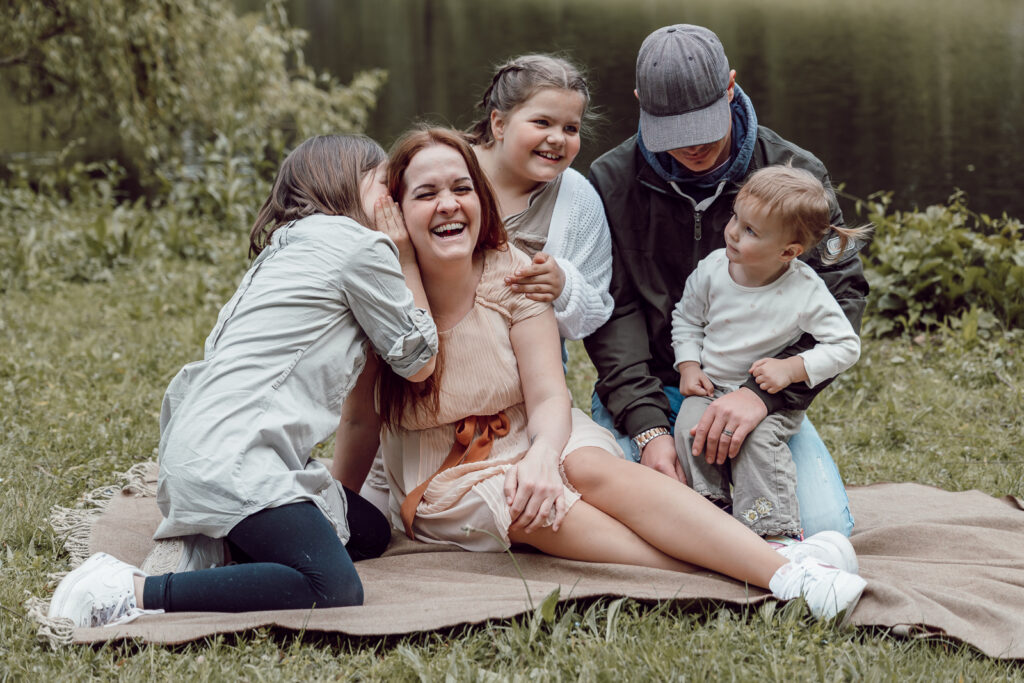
[0,0,385,177]
[0,0,387,292]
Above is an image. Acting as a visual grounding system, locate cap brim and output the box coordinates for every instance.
[639,95,731,152]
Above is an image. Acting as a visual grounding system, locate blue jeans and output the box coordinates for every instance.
[590,388,855,537]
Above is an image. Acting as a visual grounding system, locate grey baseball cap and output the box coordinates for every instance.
[636,25,731,152]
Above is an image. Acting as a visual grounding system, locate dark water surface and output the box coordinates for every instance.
[282,0,1024,219]
[6,0,1024,219]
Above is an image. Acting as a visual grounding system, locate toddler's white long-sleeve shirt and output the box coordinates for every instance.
[671,249,860,390]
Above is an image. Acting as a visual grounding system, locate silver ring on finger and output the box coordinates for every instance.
[722,429,735,437]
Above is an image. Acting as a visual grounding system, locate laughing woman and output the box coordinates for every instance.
[332,128,867,623]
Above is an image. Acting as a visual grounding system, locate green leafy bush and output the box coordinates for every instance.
[859,191,1024,338]
[0,143,239,291]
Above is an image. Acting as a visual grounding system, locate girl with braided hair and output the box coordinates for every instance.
[467,54,613,342]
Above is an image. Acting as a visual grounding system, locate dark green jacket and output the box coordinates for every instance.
[584,129,869,439]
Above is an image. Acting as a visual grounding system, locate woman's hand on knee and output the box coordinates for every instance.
[504,449,567,533]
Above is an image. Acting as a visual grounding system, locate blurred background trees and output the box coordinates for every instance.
[1,0,385,290]
[1,0,383,181]
[3,0,1022,339]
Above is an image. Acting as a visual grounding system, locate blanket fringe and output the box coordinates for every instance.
[26,460,158,648]
[122,461,158,498]
[24,596,75,650]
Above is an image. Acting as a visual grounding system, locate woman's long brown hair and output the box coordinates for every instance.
[376,127,508,430]
[249,135,386,257]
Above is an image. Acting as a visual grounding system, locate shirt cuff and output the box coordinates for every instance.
[383,307,439,379]
[552,257,574,313]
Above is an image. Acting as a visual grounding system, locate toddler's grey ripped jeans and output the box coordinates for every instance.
[674,389,804,538]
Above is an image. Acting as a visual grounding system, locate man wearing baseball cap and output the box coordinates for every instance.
[584,24,868,536]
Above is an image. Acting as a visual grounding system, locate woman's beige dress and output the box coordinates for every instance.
[381,246,621,551]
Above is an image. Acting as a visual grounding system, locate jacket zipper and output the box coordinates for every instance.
[639,177,712,243]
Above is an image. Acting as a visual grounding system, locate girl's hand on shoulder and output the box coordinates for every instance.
[504,252,565,302]
[503,443,567,533]
[374,196,415,263]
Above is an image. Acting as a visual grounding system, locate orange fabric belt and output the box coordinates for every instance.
[400,411,510,539]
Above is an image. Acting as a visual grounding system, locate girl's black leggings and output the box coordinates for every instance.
[142,487,390,612]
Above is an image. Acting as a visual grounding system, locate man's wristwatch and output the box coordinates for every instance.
[631,426,670,451]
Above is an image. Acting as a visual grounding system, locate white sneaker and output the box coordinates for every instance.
[775,531,859,575]
[769,557,867,625]
[48,553,163,628]
[141,534,226,575]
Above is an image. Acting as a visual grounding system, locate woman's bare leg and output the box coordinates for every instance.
[507,499,694,573]
[562,447,787,588]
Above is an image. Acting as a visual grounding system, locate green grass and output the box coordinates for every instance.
[2,260,1023,679]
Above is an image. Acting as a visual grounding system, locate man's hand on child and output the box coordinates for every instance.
[506,252,566,302]
[690,387,768,464]
[678,361,714,397]
[749,356,808,394]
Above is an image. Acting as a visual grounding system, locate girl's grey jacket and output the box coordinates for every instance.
[155,214,438,544]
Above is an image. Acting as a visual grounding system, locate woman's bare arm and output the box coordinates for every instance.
[331,353,382,491]
[506,308,572,533]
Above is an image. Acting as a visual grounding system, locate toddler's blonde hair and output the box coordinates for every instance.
[736,165,871,263]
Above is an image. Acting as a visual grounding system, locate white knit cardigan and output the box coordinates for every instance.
[546,168,614,340]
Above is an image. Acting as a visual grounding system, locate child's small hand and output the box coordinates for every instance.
[373,196,414,262]
[749,357,806,394]
[678,361,714,397]
[505,252,565,302]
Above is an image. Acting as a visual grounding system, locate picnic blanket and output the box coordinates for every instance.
[30,462,1024,658]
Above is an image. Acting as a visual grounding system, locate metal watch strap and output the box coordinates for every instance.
[631,426,670,451]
